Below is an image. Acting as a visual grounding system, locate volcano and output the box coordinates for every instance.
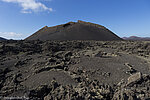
[25,20,122,41]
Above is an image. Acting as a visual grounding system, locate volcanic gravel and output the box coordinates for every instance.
[0,40,150,100]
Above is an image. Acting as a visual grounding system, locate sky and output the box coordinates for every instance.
[0,0,150,39]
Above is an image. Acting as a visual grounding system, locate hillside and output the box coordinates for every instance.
[0,37,6,41]
[123,36,150,41]
[25,20,122,41]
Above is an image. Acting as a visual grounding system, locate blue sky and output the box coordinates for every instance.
[0,0,150,39]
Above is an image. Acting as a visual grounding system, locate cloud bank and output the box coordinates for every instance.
[1,0,53,13]
[0,32,23,39]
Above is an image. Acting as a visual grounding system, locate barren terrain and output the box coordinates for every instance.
[0,40,150,100]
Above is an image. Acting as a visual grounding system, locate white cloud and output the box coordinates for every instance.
[1,0,53,13]
[0,32,23,39]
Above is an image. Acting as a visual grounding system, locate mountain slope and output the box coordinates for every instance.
[0,37,7,41]
[25,20,122,41]
[123,36,150,41]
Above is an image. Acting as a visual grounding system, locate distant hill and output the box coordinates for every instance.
[123,36,150,41]
[0,37,7,41]
[25,20,122,41]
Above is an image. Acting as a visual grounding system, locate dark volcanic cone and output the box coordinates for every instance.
[25,20,122,41]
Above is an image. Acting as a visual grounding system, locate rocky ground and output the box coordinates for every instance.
[0,40,150,100]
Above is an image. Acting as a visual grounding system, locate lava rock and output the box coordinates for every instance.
[127,72,142,86]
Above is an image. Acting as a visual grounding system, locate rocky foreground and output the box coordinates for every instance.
[0,40,150,100]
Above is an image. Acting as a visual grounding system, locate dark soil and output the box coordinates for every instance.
[0,40,150,100]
